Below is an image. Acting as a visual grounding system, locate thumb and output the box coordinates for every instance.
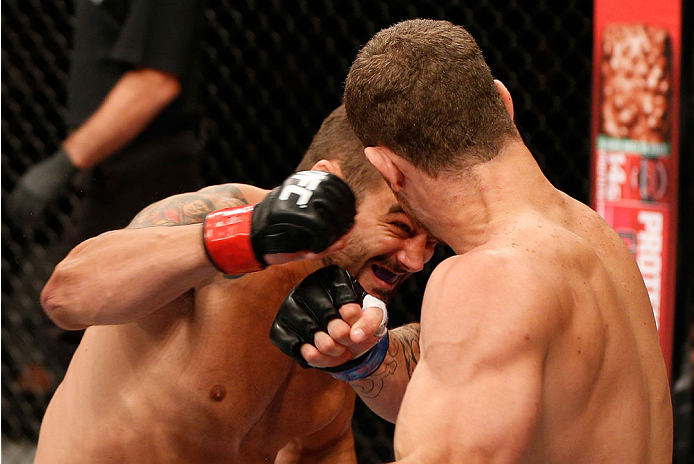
[351,297,388,343]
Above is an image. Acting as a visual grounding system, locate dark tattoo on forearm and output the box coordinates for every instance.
[351,324,421,399]
[127,185,249,228]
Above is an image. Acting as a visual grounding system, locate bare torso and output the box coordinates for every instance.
[35,265,355,463]
[519,194,672,462]
[395,191,672,462]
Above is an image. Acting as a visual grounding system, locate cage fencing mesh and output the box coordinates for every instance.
[2,1,595,462]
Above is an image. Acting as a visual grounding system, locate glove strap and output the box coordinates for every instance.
[203,205,264,275]
[326,335,389,382]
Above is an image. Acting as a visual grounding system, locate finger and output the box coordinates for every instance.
[314,331,347,357]
[264,243,348,264]
[351,305,386,343]
[302,237,349,262]
[324,235,349,254]
[301,343,355,369]
[339,302,363,326]
[326,318,353,345]
[263,251,304,265]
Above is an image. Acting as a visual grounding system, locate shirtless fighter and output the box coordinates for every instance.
[35,105,436,463]
[271,20,673,462]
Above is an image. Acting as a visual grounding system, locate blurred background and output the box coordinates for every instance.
[2,0,692,462]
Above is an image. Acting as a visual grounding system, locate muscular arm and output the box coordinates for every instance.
[40,184,264,329]
[392,255,551,463]
[63,68,181,169]
[349,323,421,423]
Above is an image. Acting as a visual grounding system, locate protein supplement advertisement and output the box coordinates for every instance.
[591,0,682,375]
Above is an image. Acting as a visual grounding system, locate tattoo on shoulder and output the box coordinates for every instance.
[351,324,421,399]
[127,186,249,228]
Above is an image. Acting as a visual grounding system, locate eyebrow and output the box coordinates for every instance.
[388,204,405,215]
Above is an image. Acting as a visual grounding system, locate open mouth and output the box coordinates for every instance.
[372,265,400,285]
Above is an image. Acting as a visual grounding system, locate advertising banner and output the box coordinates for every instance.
[591,0,682,375]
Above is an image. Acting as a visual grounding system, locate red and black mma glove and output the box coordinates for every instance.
[270,265,390,382]
[203,171,356,275]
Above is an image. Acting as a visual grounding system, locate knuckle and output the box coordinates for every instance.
[340,303,362,320]
[314,334,334,352]
[330,323,352,342]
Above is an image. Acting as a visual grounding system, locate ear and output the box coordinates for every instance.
[494,79,514,120]
[310,159,344,178]
[364,146,405,191]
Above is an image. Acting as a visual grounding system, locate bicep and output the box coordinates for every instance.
[394,255,551,462]
[394,342,543,463]
[127,184,261,228]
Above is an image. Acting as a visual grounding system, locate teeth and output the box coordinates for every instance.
[373,265,399,284]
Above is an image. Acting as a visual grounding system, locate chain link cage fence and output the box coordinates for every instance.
[2,1,691,463]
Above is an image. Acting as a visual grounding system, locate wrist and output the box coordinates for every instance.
[59,139,90,169]
[51,147,79,173]
[203,205,265,275]
[325,334,389,382]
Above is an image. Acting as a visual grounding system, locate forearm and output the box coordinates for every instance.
[63,68,181,169]
[349,323,420,423]
[41,225,216,329]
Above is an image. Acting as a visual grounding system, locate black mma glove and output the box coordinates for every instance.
[203,171,357,275]
[270,265,389,381]
[6,148,78,225]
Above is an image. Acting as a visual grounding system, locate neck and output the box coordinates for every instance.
[403,141,558,253]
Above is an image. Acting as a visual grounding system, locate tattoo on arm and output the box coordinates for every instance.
[351,323,421,399]
[127,185,249,228]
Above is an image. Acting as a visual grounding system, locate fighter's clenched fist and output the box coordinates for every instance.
[270,265,389,381]
[203,171,356,275]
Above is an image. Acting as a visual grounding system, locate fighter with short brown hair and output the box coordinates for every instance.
[35,105,436,463]
[272,19,673,463]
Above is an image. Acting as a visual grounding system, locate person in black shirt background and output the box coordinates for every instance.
[6,0,205,382]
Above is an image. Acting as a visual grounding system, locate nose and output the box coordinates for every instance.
[397,233,435,273]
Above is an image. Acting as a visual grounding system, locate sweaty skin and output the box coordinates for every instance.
[303,106,672,462]
[399,198,671,462]
[36,173,435,463]
[370,140,672,462]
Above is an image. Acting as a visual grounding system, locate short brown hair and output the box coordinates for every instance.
[296,105,381,199]
[344,19,518,176]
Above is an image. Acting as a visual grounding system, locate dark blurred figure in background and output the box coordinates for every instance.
[5,0,205,395]
[8,0,205,241]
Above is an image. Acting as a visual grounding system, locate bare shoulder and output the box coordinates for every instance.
[422,248,560,349]
[197,183,268,204]
[128,183,269,228]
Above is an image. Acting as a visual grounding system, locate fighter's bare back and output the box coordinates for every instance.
[394,189,672,462]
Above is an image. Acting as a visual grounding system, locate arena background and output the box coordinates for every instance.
[2,1,692,462]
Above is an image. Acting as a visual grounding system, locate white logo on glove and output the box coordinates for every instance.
[279,171,330,207]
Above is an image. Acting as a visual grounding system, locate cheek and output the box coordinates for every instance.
[367,235,405,258]
[423,245,436,263]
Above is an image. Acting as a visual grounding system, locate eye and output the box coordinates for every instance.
[392,221,413,235]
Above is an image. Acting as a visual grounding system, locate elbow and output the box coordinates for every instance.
[148,70,182,105]
[40,269,89,331]
[127,68,182,108]
[156,73,181,104]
